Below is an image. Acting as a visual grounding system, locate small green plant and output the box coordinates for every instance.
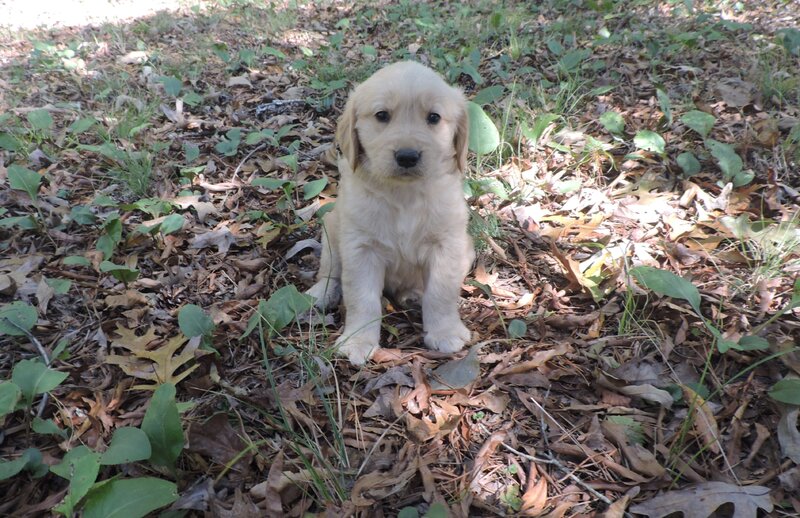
[178,303,217,351]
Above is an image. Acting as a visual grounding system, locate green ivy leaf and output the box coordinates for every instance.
[82,477,178,518]
[676,151,701,176]
[99,261,140,284]
[705,139,743,183]
[159,214,185,235]
[681,110,716,138]
[633,130,666,155]
[0,301,38,336]
[630,266,701,313]
[599,111,625,135]
[178,304,215,338]
[100,427,152,465]
[8,164,42,201]
[242,285,315,337]
[11,359,68,406]
[467,101,500,155]
[141,383,183,469]
[507,319,527,339]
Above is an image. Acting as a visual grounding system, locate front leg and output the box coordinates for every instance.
[336,245,386,365]
[422,243,472,353]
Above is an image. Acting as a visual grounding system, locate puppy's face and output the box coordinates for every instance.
[337,62,469,181]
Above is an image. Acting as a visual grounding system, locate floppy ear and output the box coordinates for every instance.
[336,95,360,169]
[454,100,469,173]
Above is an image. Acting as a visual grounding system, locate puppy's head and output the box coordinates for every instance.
[336,61,469,181]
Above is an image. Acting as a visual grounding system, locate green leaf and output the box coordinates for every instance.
[0,382,22,417]
[0,132,21,151]
[178,304,215,338]
[99,261,140,284]
[8,164,42,200]
[242,285,315,337]
[657,89,672,125]
[71,205,97,225]
[158,76,182,97]
[12,359,68,405]
[27,109,54,131]
[737,335,769,351]
[46,278,72,295]
[32,417,68,437]
[63,255,91,267]
[183,142,200,163]
[51,445,94,479]
[769,379,800,405]
[398,508,419,518]
[681,110,716,138]
[69,117,97,134]
[82,477,178,518]
[141,383,183,469]
[705,139,743,183]
[558,48,591,72]
[0,448,42,481]
[302,178,328,200]
[0,215,38,229]
[521,113,559,148]
[0,301,38,336]
[599,111,625,134]
[159,214,184,235]
[467,101,500,155]
[52,448,101,517]
[472,85,505,105]
[676,151,701,176]
[424,503,449,518]
[214,128,241,156]
[252,177,293,190]
[100,427,152,465]
[507,319,527,339]
[633,130,666,155]
[631,266,701,313]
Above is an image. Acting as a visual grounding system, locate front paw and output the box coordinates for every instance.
[424,321,471,353]
[335,334,378,365]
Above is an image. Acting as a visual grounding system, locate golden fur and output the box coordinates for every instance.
[307,61,474,365]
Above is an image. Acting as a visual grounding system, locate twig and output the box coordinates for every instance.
[232,142,268,181]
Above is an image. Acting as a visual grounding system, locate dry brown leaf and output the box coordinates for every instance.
[601,420,666,478]
[350,448,418,507]
[778,406,800,464]
[172,195,218,222]
[105,289,150,308]
[629,481,772,518]
[187,413,251,473]
[520,462,548,516]
[35,277,54,314]
[680,384,722,454]
[494,342,570,377]
[105,325,202,390]
[189,226,236,254]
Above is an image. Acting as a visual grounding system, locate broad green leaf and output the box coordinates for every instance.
[302,178,328,200]
[599,111,625,135]
[507,319,527,339]
[214,128,241,156]
[82,477,178,518]
[472,85,505,105]
[8,164,42,200]
[0,301,38,336]
[178,304,215,338]
[51,445,94,479]
[159,214,185,235]
[32,417,67,437]
[467,101,500,155]
[633,130,666,155]
[53,448,100,516]
[521,113,559,148]
[705,139,743,182]
[631,266,701,312]
[63,255,91,267]
[737,335,769,351]
[0,382,21,417]
[69,117,97,134]
[12,359,68,405]
[27,109,54,131]
[681,110,716,138]
[252,177,293,190]
[100,427,152,465]
[242,285,315,337]
[183,142,199,163]
[70,205,97,225]
[676,151,701,176]
[657,89,672,125]
[99,261,140,284]
[158,76,182,97]
[769,379,800,405]
[0,215,38,229]
[0,132,21,151]
[424,503,449,518]
[398,508,419,518]
[141,383,183,469]
[558,48,591,72]
[0,448,42,481]
[46,278,72,295]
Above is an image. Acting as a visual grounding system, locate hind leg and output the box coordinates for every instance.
[306,210,342,310]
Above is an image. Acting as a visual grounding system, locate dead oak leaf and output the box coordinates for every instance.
[189,226,236,254]
[105,325,202,390]
[629,481,772,518]
[680,384,722,455]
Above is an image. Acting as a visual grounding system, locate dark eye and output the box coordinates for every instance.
[427,112,441,125]
[375,111,390,122]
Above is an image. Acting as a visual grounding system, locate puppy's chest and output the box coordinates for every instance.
[364,198,440,260]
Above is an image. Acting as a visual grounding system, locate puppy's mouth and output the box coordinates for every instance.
[390,167,424,179]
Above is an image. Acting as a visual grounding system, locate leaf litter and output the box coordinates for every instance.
[1,0,799,516]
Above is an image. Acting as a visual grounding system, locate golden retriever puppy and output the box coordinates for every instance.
[307,61,474,365]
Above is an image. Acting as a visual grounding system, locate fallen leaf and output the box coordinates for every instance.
[629,481,772,518]
[601,420,666,478]
[520,462,547,516]
[778,406,800,463]
[681,384,722,454]
[189,227,236,254]
[172,195,218,222]
[428,344,481,390]
[187,413,251,473]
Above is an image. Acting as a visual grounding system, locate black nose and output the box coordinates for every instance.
[394,148,421,168]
